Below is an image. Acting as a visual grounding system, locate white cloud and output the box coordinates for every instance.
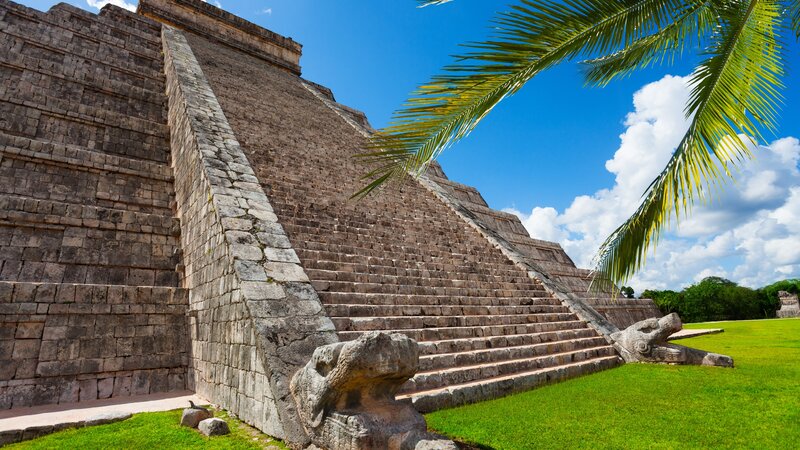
[87,0,137,12]
[508,74,800,292]
[199,0,222,9]
[261,8,273,15]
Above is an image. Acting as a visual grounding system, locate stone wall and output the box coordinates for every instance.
[0,282,188,408]
[0,0,189,409]
[162,25,335,445]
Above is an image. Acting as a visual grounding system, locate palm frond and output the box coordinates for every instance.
[417,0,454,7]
[593,0,785,288]
[355,0,689,199]
[582,0,716,86]
[791,0,800,37]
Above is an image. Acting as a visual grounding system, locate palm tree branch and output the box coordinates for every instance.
[581,0,717,86]
[417,0,454,6]
[593,0,785,287]
[356,0,690,199]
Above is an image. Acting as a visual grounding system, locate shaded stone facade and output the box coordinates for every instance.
[0,0,188,409]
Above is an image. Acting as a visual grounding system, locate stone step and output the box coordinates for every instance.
[1,0,162,49]
[337,320,590,343]
[403,345,617,394]
[0,281,187,310]
[317,291,561,307]
[0,1,163,57]
[417,327,601,356]
[325,303,570,318]
[400,355,622,413]
[0,7,163,71]
[0,195,178,236]
[315,280,546,298]
[0,29,164,84]
[298,249,524,278]
[0,280,188,393]
[304,262,532,282]
[96,3,162,38]
[331,312,578,333]
[1,64,166,123]
[286,221,497,251]
[0,34,163,94]
[0,45,165,101]
[417,336,610,372]
[305,258,538,281]
[0,101,170,164]
[306,268,537,289]
[286,221,487,246]
[0,93,168,140]
[1,149,174,214]
[0,133,173,182]
[299,240,519,268]
[0,218,181,286]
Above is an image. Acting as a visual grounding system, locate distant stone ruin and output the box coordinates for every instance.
[0,0,692,447]
[777,291,799,318]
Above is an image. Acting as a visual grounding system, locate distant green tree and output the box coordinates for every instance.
[643,277,783,322]
[620,286,635,299]
[642,289,683,316]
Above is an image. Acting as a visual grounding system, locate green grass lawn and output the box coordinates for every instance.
[426,318,800,450]
[9,408,287,450]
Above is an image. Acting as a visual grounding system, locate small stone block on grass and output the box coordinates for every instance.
[85,411,132,427]
[180,405,212,428]
[198,418,230,436]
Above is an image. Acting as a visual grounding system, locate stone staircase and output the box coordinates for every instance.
[0,1,188,408]
[185,32,622,413]
[426,168,663,329]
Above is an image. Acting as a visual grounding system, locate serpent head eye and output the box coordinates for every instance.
[634,341,651,355]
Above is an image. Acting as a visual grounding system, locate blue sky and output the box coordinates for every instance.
[22,0,800,291]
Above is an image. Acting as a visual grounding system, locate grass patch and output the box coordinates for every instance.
[426,318,800,449]
[9,408,287,449]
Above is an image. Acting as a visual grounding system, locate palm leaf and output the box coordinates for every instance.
[791,0,800,37]
[417,0,454,6]
[355,0,691,199]
[593,0,785,288]
[582,0,716,86]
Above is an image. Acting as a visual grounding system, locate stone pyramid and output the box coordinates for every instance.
[0,0,661,445]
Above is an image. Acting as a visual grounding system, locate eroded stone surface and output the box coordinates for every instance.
[198,418,230,436]
[290,332,455,450]
[85,411,132,426]
[180,405,212,428]
[611,313,733,367]
[162,25,335,444]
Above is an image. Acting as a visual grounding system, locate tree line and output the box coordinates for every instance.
[637,277,800,323]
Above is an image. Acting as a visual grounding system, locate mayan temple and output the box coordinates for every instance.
[0,0,666,447]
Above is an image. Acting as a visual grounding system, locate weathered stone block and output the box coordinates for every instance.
[180,403,212,428]
[291,332,455,450]
[15,322,44,339]
[85,411,132,426]
[97,377,114,399]
[198,417,230,436]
